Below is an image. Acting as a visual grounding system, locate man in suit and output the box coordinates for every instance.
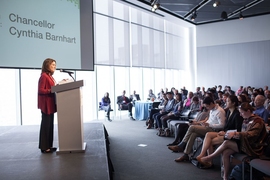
[130,90,141,104]
[117,90,135,120]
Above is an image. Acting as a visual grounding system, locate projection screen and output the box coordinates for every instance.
[0,0,94,71]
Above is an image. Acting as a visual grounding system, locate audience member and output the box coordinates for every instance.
[168,97,226,162]
[160,93,183,129]
[183,91,194,110]
[196,95,243,168]
[264,90,270,112]
[254,95,269,123]
[224,86,235,96]
[201,86,206,98]
[200,102,267,180]
[148,89,156,100]
[250,92,258,107]
[235,86,243,96]
[181,86,188,100]
[153,92,175,132]
[194,87,202,99]
[221,93,230,110]
[189,96,201,113]
[167,107,209,146]
[130,90,141,104]
[147,93,168,129]
[117,90,135,120]
[217,85,222,93]
[157,88,164,100]
[237,94,247,104]
[100,92,112,121]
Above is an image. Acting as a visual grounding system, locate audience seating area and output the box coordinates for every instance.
[141,85,270,180]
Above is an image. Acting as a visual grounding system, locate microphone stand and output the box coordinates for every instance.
[68,72,76,81]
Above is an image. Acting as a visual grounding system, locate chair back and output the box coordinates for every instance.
[189,111,199,120]
[180,109,191,116]
[98,102,102,111]
[152,102,160,109]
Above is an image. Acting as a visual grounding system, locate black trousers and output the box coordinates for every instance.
[121,103,133,115]
[39,111,54,151]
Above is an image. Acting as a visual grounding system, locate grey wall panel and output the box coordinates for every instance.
[197,40,270,91]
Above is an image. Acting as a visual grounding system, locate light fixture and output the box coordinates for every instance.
[221,11,228,20]
[191,11,197,21]
[213,1,220,7]
[150,0,160,12]
[239,12,244,20]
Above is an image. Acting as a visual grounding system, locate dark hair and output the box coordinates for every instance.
[238,94,247,103]
[228,95,239,107]
[203,96,214,105]
[239,102,255,112]
[41,58,56,75]
[192,96,199,102]
[215,99,222,106]
[175,93,182,101]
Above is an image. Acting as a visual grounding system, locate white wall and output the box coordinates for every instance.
[197,14,270,47]
[196,14,270,91]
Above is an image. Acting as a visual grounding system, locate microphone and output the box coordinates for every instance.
[60,69,74,74]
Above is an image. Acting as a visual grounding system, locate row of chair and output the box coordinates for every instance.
[167,109,200,137]
[231,132,270,180]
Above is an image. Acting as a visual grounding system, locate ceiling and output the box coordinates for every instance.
[137,0,270,25]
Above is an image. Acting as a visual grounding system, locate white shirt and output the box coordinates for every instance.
[206,104,226,130]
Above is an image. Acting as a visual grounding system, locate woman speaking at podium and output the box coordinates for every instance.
[38,58,57,153]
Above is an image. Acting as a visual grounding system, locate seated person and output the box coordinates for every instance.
[147,93,168,129]
[196,95,243,168]
[168,96,226,162]
[200,102,267,180]
[100,92,112,121]
[254,95,269,123]
[148,89,156,100]
[153,92,175,131]
[157,88,164,100]
[167,107,209,146]
[181,86,188,100]
[117,90,134,120]
[130,90,141,104]
[160,93,183,129]
[183,91,194,109]
[189,96,201,113]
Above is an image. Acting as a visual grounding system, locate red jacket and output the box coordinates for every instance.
[38,72,56,115]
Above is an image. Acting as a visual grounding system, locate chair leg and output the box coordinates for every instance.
[242,161,245,180]
[250,163,252,180]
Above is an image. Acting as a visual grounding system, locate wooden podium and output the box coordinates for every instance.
[51,80,86,154]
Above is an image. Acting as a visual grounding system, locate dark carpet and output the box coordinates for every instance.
[103,118,222,180]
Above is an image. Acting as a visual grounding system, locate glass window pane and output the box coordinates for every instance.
[76,71,97,122]
[130,67,143,99]
[154,69,165,96]
[114,67,130,97]
[94,14,110,65]
[0,69,20,126]
[113,1,128,21]
[96,66,115,119]
[94,0,109,15]
[142,68,155,98]
[21,69,42,125]
[113,19,130,66]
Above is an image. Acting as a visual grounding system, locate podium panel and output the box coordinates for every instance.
[52,80,86,154]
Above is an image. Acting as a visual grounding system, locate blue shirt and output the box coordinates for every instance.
[254,106,269,123]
